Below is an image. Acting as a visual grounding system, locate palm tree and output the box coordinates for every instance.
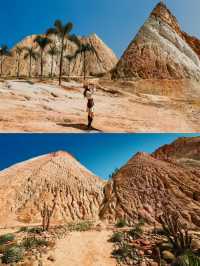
[64,54,76,78]
[34,35,51,79]
[15,46,23,78]
[46,20,73,86]
[47,43,58,78]
[23,47,39,78]
[0,45,11,77]
[73,41,100,80]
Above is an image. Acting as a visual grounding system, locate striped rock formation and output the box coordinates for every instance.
[112,2,200,80]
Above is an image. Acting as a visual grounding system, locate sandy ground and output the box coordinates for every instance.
[0,79,199,132]
[44,230,116,266]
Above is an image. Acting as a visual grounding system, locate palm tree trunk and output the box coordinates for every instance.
[29,55,32,78]
[59,36,65,86]
[68,60,70,78]
[0,61,2,77]
[17,56,20,78]
[41,50,43,79]
[72,56,78,74]
[83,51,86,80]
[51,54,54,78]
[0,57,3,77]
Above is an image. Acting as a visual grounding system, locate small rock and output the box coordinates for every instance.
[146,249,152,255]
[38,260,43,266]
[138,250,145,256]
[47,255,56,262]
[140,239,151,246]
[162,250,175,262]
[150,262,159,266]
[192,239,200,250]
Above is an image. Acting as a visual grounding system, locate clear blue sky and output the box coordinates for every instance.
[0,134,199,179]
[1,0,200,57]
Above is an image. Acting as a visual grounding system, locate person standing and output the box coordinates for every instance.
[83,82,96,129]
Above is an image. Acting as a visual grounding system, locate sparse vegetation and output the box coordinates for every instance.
[21,236,48,250]
[40,189,58,231]
[67,221,94,232]
[110,232,124,243]
[109,168,119,179]
[158,211,200,265]
[128,223,143,240]
[112,243,140,264]
[2,246,24,264]
[115,219,127,228]
[160,212,192,256]
[110,211,200,266]
[0,233,15,245]
[19,226,43,234]
[173,251,200,266]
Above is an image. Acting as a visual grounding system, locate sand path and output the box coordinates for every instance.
[45,230,116,266]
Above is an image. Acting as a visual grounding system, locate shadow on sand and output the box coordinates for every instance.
[57,123,102,132]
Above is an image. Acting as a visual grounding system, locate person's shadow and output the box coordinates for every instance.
[57,123,102,132]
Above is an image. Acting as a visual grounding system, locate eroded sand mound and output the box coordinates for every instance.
[0,151,103,227]
[100,137,200,228]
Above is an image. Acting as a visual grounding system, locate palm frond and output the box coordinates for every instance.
[32,53,39,60]
[174,252,200,266]
[65,54,76,61]
[54,20,63,33]
[68,34,81,47]
[23,53,29,60]
[0,44,11,56]
[48,44,58,56]
[34,36,51,50]
[64,22,73,34]
[15,46,23,55]
[46,27,57,36]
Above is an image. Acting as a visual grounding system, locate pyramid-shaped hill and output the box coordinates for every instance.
[100,137,200,228]
[0,151,103,227]
[4,33,118,78]
[112,2,200,80]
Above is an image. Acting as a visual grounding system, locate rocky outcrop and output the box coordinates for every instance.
[112,2,200,80]
[100,137,200,228]
[0,151,103,226]
[4,34,117,78]
[153,137,200,160]
[153,136,200,168]
[183,32,200,60]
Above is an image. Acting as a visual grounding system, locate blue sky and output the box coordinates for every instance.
[1,0,200,57]
[0,134,199,179]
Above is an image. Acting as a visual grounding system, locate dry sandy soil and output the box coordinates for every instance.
[44,230,116,266]
[0,228,116,266]
[0,79,199,132]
